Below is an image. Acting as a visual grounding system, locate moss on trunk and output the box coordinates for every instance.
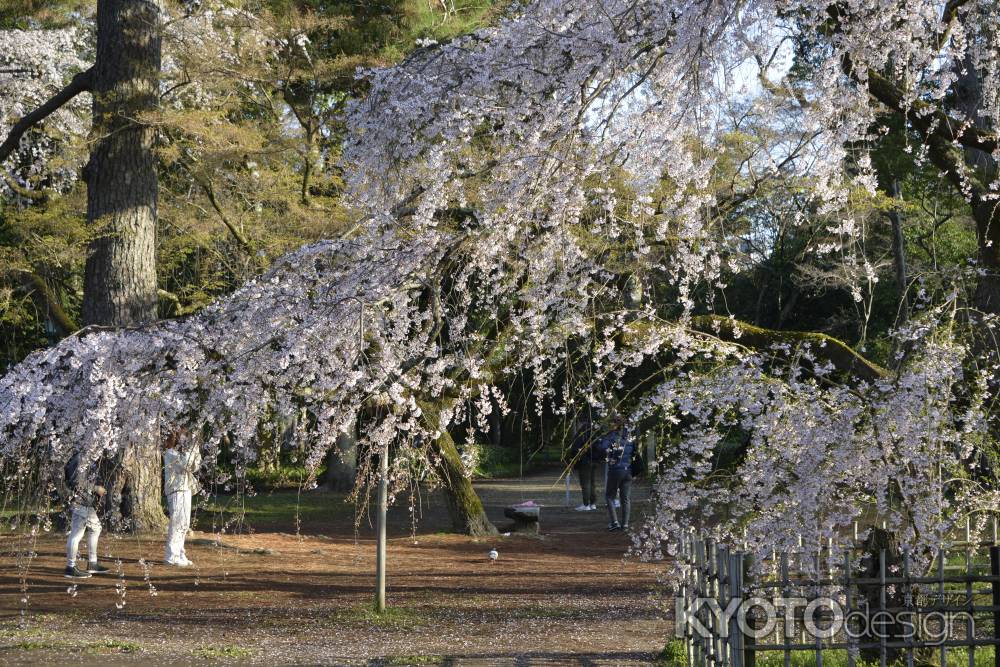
[419,400,497,537]
[689,315,890,383]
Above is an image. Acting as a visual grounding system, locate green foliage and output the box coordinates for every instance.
[656,639,686,666]
[472,442,562,478]
[329,603,425,630]
[0,184,86,367]
[1,0,499,370]
[0,0,90,29]
[84,639,141,654]
[193,644,254,659]
[245,463,325,490]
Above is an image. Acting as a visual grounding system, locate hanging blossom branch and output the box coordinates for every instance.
[2,0,999,565]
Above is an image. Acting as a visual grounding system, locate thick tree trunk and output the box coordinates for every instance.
[325,419,358,492]
[858,528,905,664]
[418,399,496,536]
[86,0,166,532]
[430,428,497,537]
[953,35,1000,315]
[109,438,165,532]
[83,0,160,326]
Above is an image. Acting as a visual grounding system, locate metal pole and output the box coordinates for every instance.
[990,545,1000,667]
[375,445,388,612]
[645,431,656,476]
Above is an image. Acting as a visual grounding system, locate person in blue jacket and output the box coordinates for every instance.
[597,416,635,531]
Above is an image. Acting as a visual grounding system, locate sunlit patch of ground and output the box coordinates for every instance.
[0,470,670,665]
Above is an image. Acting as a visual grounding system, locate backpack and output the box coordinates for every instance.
[629,450,645,477]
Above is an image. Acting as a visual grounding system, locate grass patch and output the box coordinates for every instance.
[329,604,425,630]
[246,464,326,491]
[691,646,997,667]
[473,444,563,479]
[196,488,353,532]
[382,656,441,666]
[13,640,60,650]
[656,639,686,666]
[84,639,141,653]
[754,650,855,666]
[193,644,253,659]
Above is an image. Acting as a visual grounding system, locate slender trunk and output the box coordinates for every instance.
[775,286,800,329]
[887,180,909,323]
[86,0,166,532]
[300,126,314,206]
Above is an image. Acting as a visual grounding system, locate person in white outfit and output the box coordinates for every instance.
[163,429,201,566]
[64,451,109,578]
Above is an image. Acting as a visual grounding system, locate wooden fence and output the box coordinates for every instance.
[675,533,1000,667]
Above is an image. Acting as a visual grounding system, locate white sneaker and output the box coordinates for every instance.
[574,504,591,511]
[589,504,598,510]
[165,557,191,567]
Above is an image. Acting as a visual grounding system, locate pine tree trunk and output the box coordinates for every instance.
[84,0,166,532]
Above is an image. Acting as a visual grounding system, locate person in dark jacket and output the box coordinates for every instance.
[64,450,109,578]
[568,416,598,511]
[600,417,635,531]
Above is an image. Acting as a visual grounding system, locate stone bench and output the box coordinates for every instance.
[503,505,540,534]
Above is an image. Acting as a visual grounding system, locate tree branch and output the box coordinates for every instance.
[688,315,890,383]
[197,178,255,254]
[0,67,93,164]
[863,68,997,154]
[2,269,77,335]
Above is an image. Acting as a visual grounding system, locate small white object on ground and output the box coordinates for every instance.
[488,548,499,562]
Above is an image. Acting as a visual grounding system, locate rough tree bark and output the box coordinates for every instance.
[430,428,498,537]
[84,0,166,533]
[418,400,497,537]
[324,418,358,492]
[953,39,1000,314]
[833,6,999,314]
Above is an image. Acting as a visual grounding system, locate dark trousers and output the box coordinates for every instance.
[606,467,632,526]
[576,460,597,506]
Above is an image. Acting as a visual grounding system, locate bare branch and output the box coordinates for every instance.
[197,178,255,255]
[2,269,77,334]
[0,67,93,164]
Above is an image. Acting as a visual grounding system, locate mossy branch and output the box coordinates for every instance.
[688,315,890,383]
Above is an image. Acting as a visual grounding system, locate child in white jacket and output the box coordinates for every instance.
[163,430,201,566]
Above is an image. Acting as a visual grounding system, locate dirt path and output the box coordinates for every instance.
[0,469,671,666]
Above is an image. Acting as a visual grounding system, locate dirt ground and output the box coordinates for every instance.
[0,470,673,666]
